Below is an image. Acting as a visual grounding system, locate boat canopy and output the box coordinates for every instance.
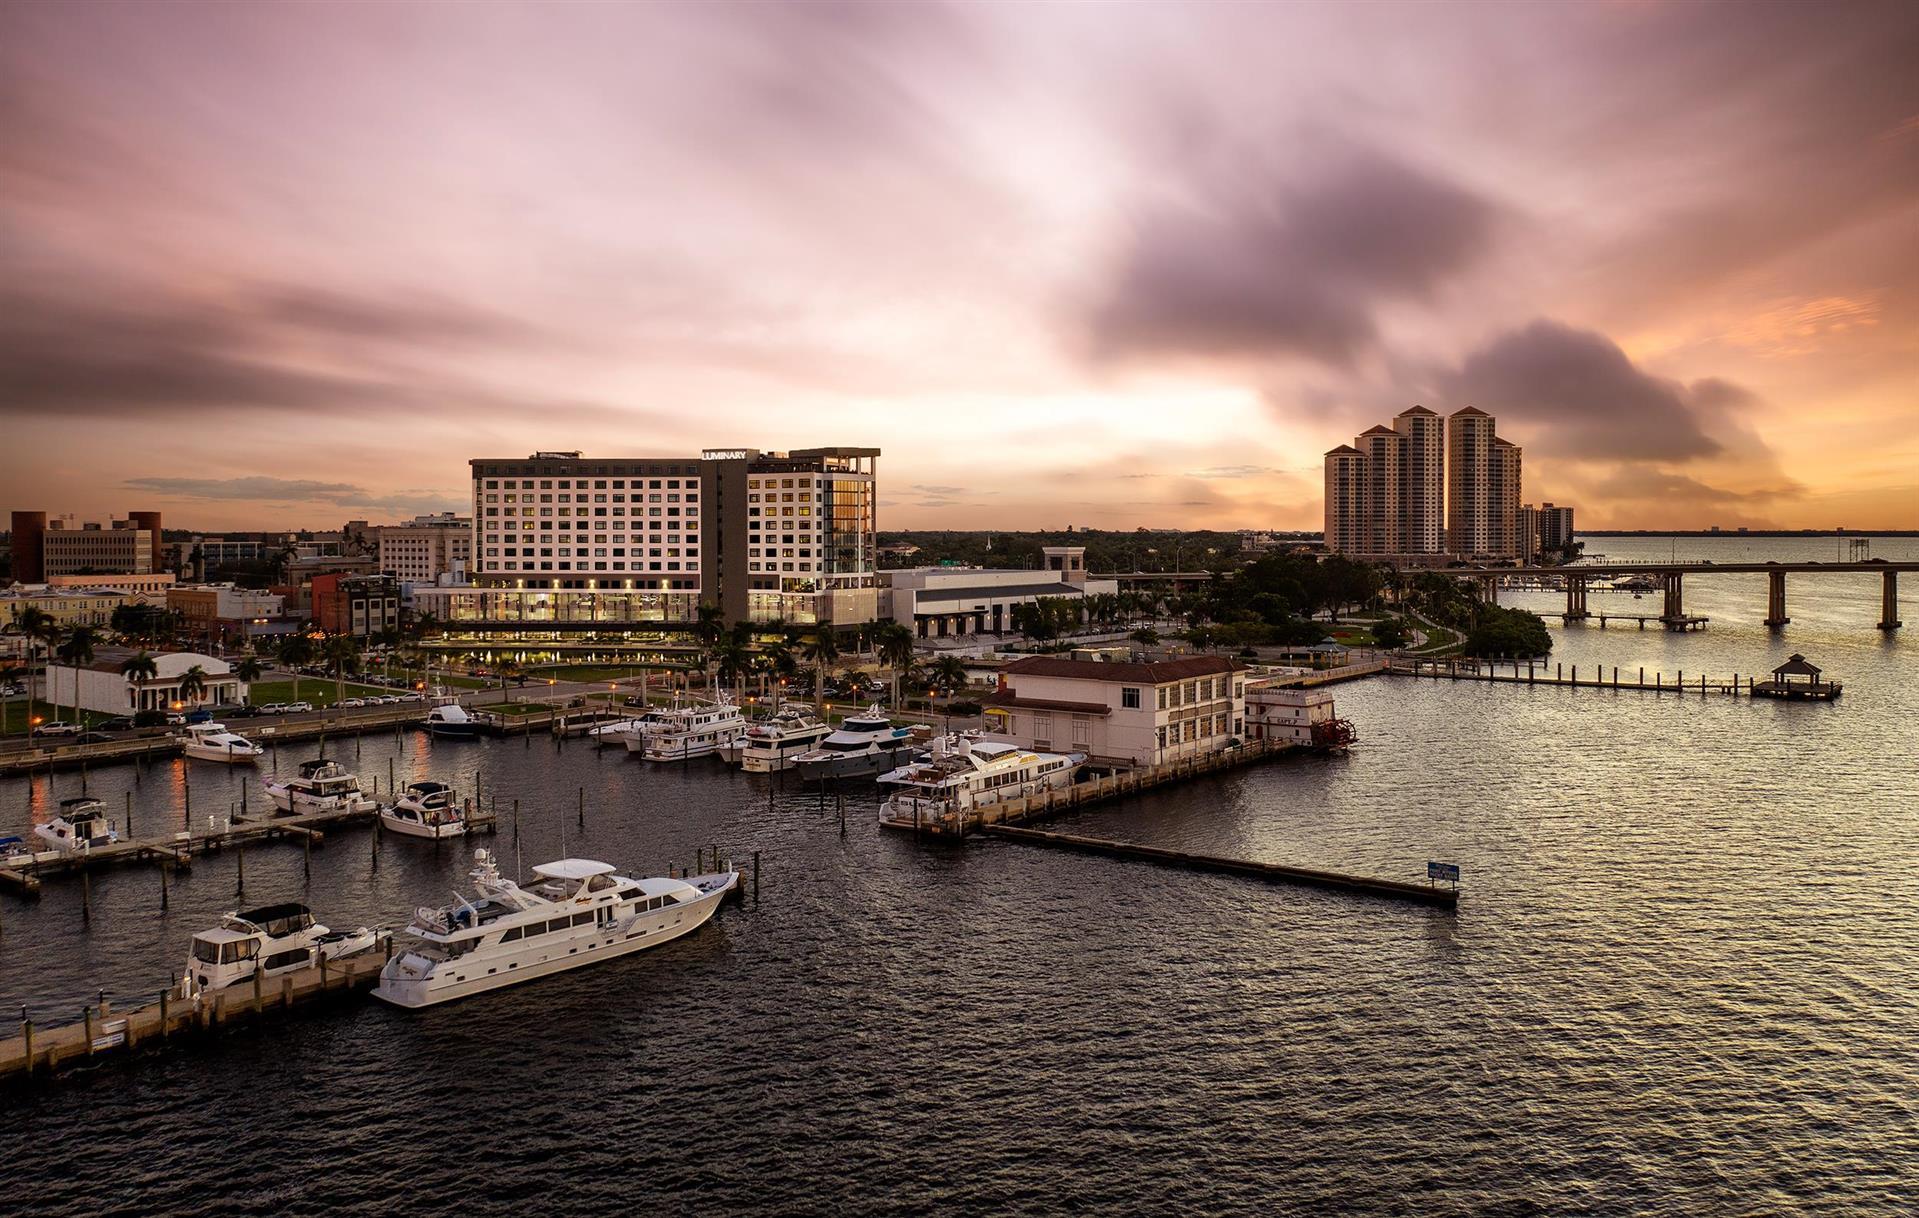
[60,796,106,813]
[532,858,617,881]
[406,781,451,795]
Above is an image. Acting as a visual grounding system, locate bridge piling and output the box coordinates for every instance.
[1765,569,1789,627]
[1881,571,1901,630]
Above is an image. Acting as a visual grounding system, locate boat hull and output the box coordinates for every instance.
[378,813,466,839]
[373,874,735,1008]
[183,744,262,764]
[792,744,917,781]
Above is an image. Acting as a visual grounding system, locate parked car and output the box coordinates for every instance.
[0,682,25,697]
[338,698,367,708]
[284,701,314,713]
[99,716,137,732]
[256,703,287,715]
[164,712,186,726]
[31,721,81,738]
[74,731,116,745]
[185,708,214,725]
[222,705,262,718]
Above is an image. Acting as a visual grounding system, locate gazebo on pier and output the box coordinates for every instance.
[1752,654,1842,701]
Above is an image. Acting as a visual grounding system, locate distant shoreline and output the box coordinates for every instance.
[1579,530,1919,538]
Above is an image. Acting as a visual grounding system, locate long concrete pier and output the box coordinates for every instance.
[0,945,391,1084]
[981,825,1458,908]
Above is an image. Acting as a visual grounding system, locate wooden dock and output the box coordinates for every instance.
[0,704,431,777]
[0,804,498,894]
[0,944,392,1083]
[1389,659,1758,696]
[981,825,1458,908]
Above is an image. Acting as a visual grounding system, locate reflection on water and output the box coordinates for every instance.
[1,536,1913,1215]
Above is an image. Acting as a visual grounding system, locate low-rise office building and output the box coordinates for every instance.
[46,652,245,715]
[2,587,135,630]
[9,510,164,581]
[377,514,473,582]
[982,653,1245,767]
[44,573,176,598]
[884,547,1119,639]
[311,573,401,638]
[168,584,288,648]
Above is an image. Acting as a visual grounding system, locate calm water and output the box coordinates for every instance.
[3,536,1915,1215]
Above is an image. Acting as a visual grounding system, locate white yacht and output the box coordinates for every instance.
[178,903,376,996]
[425,702,481,738]
[588,707,669,743]
[627,698,747,762]
[878,737,1081,828]
[790,707,921,780]
[379,780,467,839]
[374,849,737,1008]
[180,721,264,764]
[737,708,833,772]
[32,796,120,854]
[264,759,377,816]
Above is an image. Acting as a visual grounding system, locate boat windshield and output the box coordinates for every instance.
[821,739,875,752]
[194,939,258,964]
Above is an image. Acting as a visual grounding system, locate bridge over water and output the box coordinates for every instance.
[1457,561,1911,631]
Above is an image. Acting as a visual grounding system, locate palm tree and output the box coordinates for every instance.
[121,650,159,716]
[802,628,840,712]
[55,626,96,723]
[498,657,523,703]
[712,622,754,702]
[233,656,263,705]
[690,601,726,692]
[874,621,916,707]
[13,606,53,731]
[761,634,800,707]
[324,634,362,704]
[176,664,209,709]
[278,632,315,702]
[928,654,969,698]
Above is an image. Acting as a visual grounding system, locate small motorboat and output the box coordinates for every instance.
[180,721,264,764]
[425,702,481,738]
[178,903,377,997]
[33,796,120,854]
[264,759,376,815]
[380,781,467,839]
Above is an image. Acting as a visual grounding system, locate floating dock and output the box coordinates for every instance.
[980,825,1457,908]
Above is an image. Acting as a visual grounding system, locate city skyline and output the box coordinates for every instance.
[3,1,1917,532]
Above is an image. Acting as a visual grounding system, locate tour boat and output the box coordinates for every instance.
[627,697,747,761]
[379,780,467,839]
[180,721,264,764]
[32,796,120,854]
[878,737,1081,829]
[177,903,376,997]
[790,707,921,780]
[425,702,481,738]
[737,708,833,772]
[264,758,377,815]
[373,849,737,1008]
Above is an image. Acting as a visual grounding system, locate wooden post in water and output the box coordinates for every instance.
[185,779,192,823]
[389,757,395,795]
[578,786,584,829]
[160,862,169,910]
[371,810,379,872]
[81,862,91,925]
[126,789,133,838]
[236,844,245,897]
[158,991,168,1039]
[303,832,311,879]
[513,798,520,838]
[753,851,760,904]
[83,1006,93,1056]
[80,760,88,795]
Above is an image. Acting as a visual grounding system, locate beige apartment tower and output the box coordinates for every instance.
[1322,445,1368,554]
[1393,406,1445,555]
[1354,425,1405,555]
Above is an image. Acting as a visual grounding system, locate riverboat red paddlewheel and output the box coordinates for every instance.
[1310,717,1357,752]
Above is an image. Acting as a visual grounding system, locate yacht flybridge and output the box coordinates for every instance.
[178,904,376,996]
[374,849,737,1008]
[737,708,832,772]
[878,737,1081,828]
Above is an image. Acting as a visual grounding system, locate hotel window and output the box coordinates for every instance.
[1071,718,1090,745]
[1122,687,1141,709]
[1183,721,1197,742]
[1034,713,1053,743]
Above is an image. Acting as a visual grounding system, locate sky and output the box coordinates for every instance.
[2,0,1916,533]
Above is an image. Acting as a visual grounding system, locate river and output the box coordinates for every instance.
[2,535,1914,1215]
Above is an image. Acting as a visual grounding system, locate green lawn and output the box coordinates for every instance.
[246,679,397,708]
[2,700,112,737]
[1330,627,1378,646]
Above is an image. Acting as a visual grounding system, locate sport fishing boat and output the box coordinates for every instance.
[379,780,467,839]
[373,849,737,1008]
[32,796,120,854]
[264,759,377,815]
[627,697,747,762]
[180,721,264,764]
[425,701,481,738]
[737,708,833,772]
[790,706,920,780]
[878,737,1081,830]
[177,903,376,997]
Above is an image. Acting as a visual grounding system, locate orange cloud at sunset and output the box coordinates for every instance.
[1,1,1915,532]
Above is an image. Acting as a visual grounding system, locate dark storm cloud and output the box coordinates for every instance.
[1445,320,1728,462]
[123,476,464,515]
[1087,141,1502,367]
[1584,468,1799,506]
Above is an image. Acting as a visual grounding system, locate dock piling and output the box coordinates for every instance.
[753,851,760,904]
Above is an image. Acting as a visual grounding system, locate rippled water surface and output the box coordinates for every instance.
[3,536,1915,1216]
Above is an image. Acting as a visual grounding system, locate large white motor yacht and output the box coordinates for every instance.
[178,903,376,996]
[737,708,833,772]
[32,796,120,854]
[374,850,737,1008]
[181,721,264,764]
[879,737,1081,828]
[264,759,377,815]
[790,707,921,780]
[379,780,467,839]
[627,698,747,762]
